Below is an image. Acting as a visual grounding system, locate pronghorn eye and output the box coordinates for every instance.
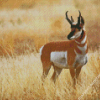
[71,25,76,28]
[78,27,81,30]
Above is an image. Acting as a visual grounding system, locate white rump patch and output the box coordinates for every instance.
[50,51,68,69]
[40,46,44,56]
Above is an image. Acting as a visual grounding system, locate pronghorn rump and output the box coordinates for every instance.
[40,30,88,69]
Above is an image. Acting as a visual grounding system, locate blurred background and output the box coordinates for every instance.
[0,0,100,56]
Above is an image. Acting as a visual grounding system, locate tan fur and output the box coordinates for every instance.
[40,31,88,85]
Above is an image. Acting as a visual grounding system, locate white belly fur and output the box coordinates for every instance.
[50,51,69,69]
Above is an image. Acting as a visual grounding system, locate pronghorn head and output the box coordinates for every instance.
[66,11,85,40]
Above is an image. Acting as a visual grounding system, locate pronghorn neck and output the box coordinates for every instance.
[75,30,86,44]
[74,30,88,54]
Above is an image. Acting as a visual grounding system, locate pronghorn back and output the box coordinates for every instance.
[40,40,75,68]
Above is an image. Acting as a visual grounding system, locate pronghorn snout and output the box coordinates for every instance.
[67,31,75,40]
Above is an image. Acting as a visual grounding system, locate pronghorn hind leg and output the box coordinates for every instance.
[51,66,62,83]
[42,63,51,80]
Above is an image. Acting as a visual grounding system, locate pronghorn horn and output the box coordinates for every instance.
[66,11,72,25]
[71,16,74,22]
[79,10,81,17]
[78,10,81,25]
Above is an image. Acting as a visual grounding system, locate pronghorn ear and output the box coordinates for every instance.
[79,16,85,28]
[81,16,85,25]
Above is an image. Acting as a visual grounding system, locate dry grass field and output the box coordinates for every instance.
[0,0,100,100]
[0,52,100,100]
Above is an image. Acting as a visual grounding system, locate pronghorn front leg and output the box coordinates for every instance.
[69,68,76,86]
[76,67,82,79]
[76,67,82,84]
[51,66,62,83]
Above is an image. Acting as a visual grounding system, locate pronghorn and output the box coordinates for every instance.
[40,11,88,85]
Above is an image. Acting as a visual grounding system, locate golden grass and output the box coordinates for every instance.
[0,52,100,100]
[0,30,51,56]
[0,0,100,99]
